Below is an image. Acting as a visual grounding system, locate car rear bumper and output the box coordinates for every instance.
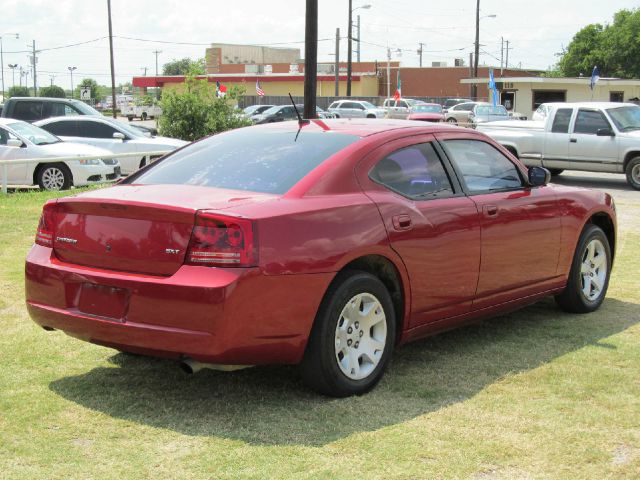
[25,244,333,364]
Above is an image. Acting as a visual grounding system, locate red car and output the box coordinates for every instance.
[26,120,616,397]
[406,103,445,122]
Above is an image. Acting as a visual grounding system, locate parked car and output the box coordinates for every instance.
[444,101,479,125]
[476,101,640,189]
[382,98,423,119]
[26,119,616,397]
[121,104,162,121]
[406,103,445,122]
[242,104,275,118]
[0,118,119,190]
[469,104,510,127]
[328,100,386,119]
[252,105,333,123]
[316,106,337,119]
[34,116,187,175]
[443,98,472,112]
[1,97,101,123]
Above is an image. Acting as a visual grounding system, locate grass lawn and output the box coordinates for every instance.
[1,187,638,479]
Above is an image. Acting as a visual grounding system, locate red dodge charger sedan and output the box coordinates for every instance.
[26,119,616,397]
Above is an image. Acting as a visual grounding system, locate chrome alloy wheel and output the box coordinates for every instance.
[631,163,640,185]
[580,238,608,301]
[41,167,66,190]
[334,293,387,381]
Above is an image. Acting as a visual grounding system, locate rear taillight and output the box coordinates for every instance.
[35,201,58,247]
[185,212,256,267]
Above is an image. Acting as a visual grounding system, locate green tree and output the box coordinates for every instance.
[39,85,66,98]
[7,85,30,98]
[558,8,640,78]
[75,78,101,102]
[162,57,206,76]
[158,75,249,142]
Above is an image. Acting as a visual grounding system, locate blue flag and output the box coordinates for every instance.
[488,69,498,106]
[590,66,600,91]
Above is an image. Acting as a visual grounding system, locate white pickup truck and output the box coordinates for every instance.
[476,102,640,189]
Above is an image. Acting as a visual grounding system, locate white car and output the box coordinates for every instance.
[0,118,119,190]
[327,100,386,119]
[34,116,187,175]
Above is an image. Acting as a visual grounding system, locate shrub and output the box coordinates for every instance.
[7,86,30,98]
[39,85,66,98]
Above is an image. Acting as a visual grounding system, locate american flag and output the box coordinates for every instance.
[256,80,265,96]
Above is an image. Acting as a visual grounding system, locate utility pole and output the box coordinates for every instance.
[19,66,23,87]
[505,40,511,70]
[347,0,353,96]
[1,33,20,98]
[8,64,18,87]
[49,74,55,86]
[334,27,340,96]
[418,42,424,68]
[469,52,474,98]
[107,0,117,118]
[153,49,162,76]
[386,47,391,100]
[30,40,38,96]
[356,15,361,62]
[472,0,480,99]
[303,0,318,119]
[68,66,76,97]
[500,37,504,75]
[141,67,148,76]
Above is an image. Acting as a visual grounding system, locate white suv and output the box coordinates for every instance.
[327,100,385,119]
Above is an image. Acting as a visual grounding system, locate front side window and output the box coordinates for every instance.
[370,143,454,199]
[444,139,523,193]
[551,108,573,133]
[573,109,611,135]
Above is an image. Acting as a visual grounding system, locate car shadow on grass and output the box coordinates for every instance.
[49,297,639,446]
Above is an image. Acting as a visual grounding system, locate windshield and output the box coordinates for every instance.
[475,105,508,116]
[8,121,60,145]
[130,128,360,194]
[606,106,640,131]
[412,105,443,113]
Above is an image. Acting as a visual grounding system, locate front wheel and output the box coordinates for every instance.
[625,157,640,190]
[37,163,72,191]
[555,224,611,313]
[548,168,564,176]
[300,271,396,397]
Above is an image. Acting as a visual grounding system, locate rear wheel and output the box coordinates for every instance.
[141,112,148,121]
[300,271,395,397]
[625,157,640,190]
[555,224,611,313]
[37,163,72,191]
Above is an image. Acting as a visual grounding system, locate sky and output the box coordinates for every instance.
[1,0,638,91]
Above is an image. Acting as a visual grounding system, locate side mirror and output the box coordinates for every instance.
[7,139,23,148]
[528,166,551,187]
[596,128,615,137]
[113,132,126,140]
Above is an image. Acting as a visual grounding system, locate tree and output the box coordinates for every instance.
[39,85,66,98]
[7,86,30,98]
[558,8,640,78]
[158,75,250,142]
[75,78,101,102]
[162,57,206,76]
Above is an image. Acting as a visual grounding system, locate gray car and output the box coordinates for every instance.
[469,104,510,127]
[328,100,385,119]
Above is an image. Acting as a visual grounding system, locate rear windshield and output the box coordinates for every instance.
[130,127,360,194]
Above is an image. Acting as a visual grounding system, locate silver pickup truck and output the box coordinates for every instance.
[476,102,640,189]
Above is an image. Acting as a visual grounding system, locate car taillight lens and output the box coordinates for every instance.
[35,201,58,247]
[185,212,256,267]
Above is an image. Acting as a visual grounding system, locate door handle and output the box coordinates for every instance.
[392,214,412,231]
[570,138,577,143]
[483,205,498,217]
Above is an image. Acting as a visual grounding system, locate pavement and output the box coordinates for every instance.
[551,170,637,203]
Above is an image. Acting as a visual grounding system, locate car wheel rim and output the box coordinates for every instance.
[580,238,607,301]
[42,168,65,190]
[632,164,640,184]
[334,293,387,381]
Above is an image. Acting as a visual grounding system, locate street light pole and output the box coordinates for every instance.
[347,0,353,97]
[0,33,19,99]
[107,0,117,118]
[68,66,77,98]
[473,0,480,99]
[8,64,18,87]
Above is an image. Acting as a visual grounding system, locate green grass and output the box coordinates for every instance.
[1,188,639,479]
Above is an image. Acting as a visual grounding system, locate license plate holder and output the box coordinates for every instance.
[78,283,129,321]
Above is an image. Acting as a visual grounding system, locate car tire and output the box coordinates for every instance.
[334,113,340,118]
[37,163,72,191]
[300,271,396,397]
[366,114,376,119]
[141,112,148,121]
[447,118,457,124]
[548,168,564,176]
[625,157,640,190]
[139,158,146,169]
[555,224,611,313]
[127,116,133,121]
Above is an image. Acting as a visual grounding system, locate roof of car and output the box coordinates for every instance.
[253,118,463,137]
[35,115,110,124]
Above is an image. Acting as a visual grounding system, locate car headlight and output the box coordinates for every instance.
[78,158,101,165]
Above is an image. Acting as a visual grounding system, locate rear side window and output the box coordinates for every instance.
[329,102,340,109]
[41,120,78,136]
[573,109,611,134]
[12,101,44,121]
[49,103,80,117]
[77,121,119,139]
[444,139,523,193]
[551,108,573,133]
[370,143,454,199]
[131,129,359,194]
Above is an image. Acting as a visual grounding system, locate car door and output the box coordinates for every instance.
[437,133,562,309]
[566,108,619,171]
[543,107,573,170]
[356,134,481,326]
[0,126,28,184]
